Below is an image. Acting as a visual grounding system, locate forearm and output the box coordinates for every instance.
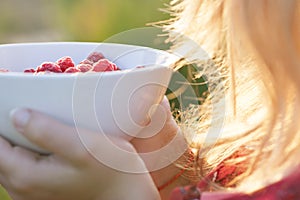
[152,146,193,200]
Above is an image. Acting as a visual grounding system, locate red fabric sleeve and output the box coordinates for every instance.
[168,148,300,200]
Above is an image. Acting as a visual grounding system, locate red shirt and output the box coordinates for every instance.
[169,149,300,200]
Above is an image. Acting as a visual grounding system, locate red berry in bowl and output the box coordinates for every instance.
[87,52,105,63]
[0,69,9,72]
[92,59,116,72]
[56,56,75,72]
[24,68,36,73]
[80,59,93,65]
[76,64,92,72]
[64,67,80,73]
[37,62,62,73]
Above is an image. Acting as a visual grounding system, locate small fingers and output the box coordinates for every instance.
[0,136,15,174]
[0,136,39,179]
[10,108,93,163]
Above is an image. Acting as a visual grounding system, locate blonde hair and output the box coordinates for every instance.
[163,0,300,193]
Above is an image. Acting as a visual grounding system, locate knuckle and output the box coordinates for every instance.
[26,118,50,144]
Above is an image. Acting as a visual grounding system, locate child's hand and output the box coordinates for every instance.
[131,97,189,199]
[0,108,160,200]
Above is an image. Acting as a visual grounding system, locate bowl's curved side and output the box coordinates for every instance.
[0,42,175,153]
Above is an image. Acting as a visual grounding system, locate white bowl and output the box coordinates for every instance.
[0,42,176,153]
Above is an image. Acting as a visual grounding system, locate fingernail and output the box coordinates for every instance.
[10,108,31,133]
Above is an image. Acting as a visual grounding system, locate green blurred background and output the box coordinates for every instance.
[0,0,169,199]
[0,0,170,44]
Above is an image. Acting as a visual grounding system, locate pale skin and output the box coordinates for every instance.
[0,98,188,200]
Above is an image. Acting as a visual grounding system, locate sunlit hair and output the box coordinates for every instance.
[162,0,300,193]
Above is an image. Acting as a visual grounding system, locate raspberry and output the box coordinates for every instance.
[0,69,9,72]
[37,62,62,73]
[64,67,80,73]
[76,64,92,72]
[80,59,93,65]
[24,68,36,73]
[56,56,75,72]
[92,59,117,72]
[112,63,120,70]
[87,52,105,63]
